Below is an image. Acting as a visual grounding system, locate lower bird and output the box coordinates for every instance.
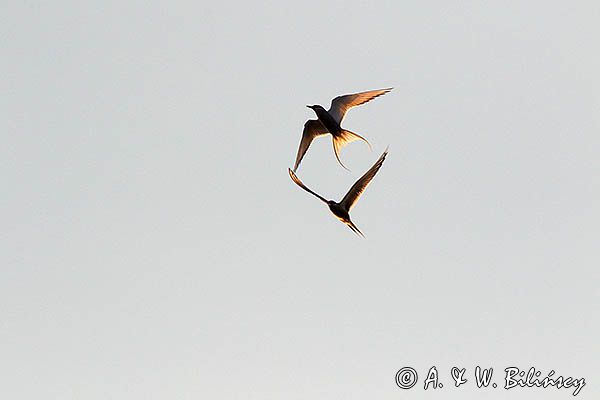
[288,148,389,237]
[293,88,392,172]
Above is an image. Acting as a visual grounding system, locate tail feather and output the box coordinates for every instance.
[346,220,365,238]
[331,129,372,170]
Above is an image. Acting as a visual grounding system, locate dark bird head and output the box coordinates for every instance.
[307,105,327,118]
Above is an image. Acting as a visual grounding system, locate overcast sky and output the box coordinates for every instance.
[2,1,599,399]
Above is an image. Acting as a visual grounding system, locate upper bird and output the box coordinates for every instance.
[288,148,389,237]
[293,88,393,172]
[293,88,392,172]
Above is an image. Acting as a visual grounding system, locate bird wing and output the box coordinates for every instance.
[328,88,392,124]
[288,168,328,204]
[340,148,388,211]
[293,119,329,172]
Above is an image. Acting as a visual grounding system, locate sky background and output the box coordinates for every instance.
[2,1,599,399]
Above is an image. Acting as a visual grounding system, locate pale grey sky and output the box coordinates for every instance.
[2,1,599,399]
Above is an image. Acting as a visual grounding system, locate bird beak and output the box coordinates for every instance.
[306,105,312,109]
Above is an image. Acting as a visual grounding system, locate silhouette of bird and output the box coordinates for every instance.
[293,88,392,172]
[288,148,389,237]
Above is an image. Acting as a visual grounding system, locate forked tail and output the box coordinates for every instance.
[346,220,365,238]
[332,129,372,171]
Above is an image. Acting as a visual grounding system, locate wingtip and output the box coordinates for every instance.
[288,167,296,178]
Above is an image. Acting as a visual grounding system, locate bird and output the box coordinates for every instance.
[293,87,392,172]
[288,148,389,237]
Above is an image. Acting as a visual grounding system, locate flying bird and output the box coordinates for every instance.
[288,148,389,237]
[293,87,392,172]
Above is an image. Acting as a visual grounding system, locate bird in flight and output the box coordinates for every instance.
[288,148,389,237]
[293,88,392,172]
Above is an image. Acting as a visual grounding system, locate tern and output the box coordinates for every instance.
[288,148,389,237]
[293,88,392,172]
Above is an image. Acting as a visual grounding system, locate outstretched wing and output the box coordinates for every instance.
[328,88,392,124]
[293,119,328,172]
[340,148,388,211]
[288,168,328,204]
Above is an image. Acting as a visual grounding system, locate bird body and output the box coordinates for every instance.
[288,148,389,237]
[293,88,392,172]
[307,105,341,135]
